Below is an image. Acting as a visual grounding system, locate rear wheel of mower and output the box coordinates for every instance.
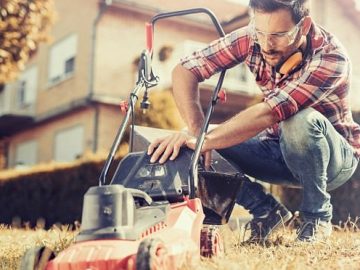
[200,225,224,258]
[20,246,55,270]
[136,238,169,270]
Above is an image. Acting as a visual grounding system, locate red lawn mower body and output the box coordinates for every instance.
[46,198,204,270]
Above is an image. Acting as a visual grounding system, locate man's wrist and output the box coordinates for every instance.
[187,126,202,136]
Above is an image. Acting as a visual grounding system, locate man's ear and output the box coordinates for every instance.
[301,16,312,36]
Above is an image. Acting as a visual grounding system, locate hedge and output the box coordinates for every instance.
[0,157,110,227]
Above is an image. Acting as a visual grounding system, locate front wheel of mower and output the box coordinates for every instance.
[20,246,55,270]
[136,238,169,270]
[200,225,224,258]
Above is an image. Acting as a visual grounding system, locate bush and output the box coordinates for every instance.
[0,157,109,227]
[134,89,185,130]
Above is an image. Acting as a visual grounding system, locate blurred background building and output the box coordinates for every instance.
[0,0,359,169]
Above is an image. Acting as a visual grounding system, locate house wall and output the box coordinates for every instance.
[311,0,360,111]
[94,7,220,99]
[33,0,99,115]
[3,0,101,167]
[96,104,124,153]
[7,108,96,167]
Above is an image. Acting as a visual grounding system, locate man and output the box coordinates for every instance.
[148,0,360,243]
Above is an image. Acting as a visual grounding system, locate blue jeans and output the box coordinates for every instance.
[218,108,359,221]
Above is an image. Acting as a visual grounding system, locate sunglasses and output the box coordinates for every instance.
[249,18,304,48]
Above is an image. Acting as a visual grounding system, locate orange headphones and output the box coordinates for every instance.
[275,36,310,75]
[276,50,303,75]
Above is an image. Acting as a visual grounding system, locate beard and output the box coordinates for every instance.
[261,49,283,66]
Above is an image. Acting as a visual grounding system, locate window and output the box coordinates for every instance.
[17,66,38,108]
[65,57,75,75]
[48,34,77,84]
[54,125,84,162]
[18,81,26,106]
[15,140,37,168]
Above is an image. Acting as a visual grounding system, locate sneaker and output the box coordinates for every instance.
[242,203,293,245]
[296,219,332,242]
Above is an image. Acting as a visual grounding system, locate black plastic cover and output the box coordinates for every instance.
[111,149,246,225]
[111,149,193,202]
[197,171,244,225]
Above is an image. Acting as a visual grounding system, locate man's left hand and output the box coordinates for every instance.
[147,132,197,164]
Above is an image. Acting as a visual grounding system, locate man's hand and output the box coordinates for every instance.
[147,132,195,164]
[147,132,212,169]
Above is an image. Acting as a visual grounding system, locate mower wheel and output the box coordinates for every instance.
[136,238,169,270]
[19,246,55,270]
[200,225,224,258]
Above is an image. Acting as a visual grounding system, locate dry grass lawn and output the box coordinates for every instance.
[0,224,76,270]
[1,221,360,270]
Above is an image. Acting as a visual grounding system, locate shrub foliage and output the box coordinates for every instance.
[0,0,54,84]
[0,159,104,226]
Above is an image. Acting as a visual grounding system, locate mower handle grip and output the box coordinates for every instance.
[128,188,153,205]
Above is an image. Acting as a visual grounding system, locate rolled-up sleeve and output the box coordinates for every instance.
[181,27,251,82]
[265,52,350,122]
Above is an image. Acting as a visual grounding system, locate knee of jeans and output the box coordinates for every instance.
[280,108,327,150]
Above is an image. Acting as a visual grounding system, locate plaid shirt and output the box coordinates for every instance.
[181,23,360,158]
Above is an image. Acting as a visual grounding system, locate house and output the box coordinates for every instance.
[0,0,359,169]
[310,0,360,110]
[0,0,253,169]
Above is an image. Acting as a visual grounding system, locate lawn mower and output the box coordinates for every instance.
[20,8,247,270]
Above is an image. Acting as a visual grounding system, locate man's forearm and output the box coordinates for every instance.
[203,102,279,151]
[172,64,204,134]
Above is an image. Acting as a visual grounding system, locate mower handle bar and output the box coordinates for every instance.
[99,8,227,194]
[148,8,227,199]
[99,82,145,186]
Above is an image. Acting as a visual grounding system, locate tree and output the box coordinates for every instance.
[0,0,55,84]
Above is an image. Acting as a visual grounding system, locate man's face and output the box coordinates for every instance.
[252,8,303,67]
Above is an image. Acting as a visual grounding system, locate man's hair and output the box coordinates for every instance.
[249,0,310,23]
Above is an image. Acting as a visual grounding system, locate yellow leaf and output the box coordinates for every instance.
[27,40,36,50]
[0,49,10,58]
[6,3,16,14]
